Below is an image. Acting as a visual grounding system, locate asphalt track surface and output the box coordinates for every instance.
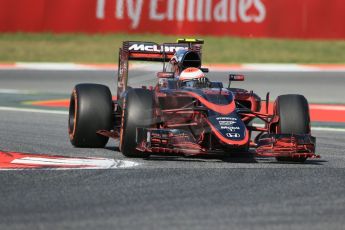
[1,69,345,230]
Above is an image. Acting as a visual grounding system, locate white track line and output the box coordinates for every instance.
[311,127,345,132]
[0,89,36,94]
[0,106,68,115]
[249,122,345,133]
[243,64,313,72]
[16,62,89,71]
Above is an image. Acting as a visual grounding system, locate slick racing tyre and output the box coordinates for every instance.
[69,83,113,148]
[274,94,310,163]
[120,88,154,158]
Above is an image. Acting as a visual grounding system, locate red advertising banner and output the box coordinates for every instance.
[0,0,344,39]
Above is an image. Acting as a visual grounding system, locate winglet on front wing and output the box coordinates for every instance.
[255,134,319,159]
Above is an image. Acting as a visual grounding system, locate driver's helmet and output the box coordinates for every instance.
[178,67,209,88]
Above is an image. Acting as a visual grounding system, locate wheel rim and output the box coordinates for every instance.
[68,89,77,139]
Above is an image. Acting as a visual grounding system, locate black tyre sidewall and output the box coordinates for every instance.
[69,83,113,148]
[274,94,310,162]
[121,89,154,157]
[276,94,310,134]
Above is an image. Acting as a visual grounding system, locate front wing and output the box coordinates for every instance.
[135,128,318,159]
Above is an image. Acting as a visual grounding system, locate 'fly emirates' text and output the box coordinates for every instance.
[96,0,266,28]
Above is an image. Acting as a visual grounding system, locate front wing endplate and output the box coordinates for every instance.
[255,134,319,159]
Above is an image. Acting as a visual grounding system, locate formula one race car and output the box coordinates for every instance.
[68,38,318,162]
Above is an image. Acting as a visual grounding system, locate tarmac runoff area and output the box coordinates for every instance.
[0,66,345,230]
[0,66,345,167]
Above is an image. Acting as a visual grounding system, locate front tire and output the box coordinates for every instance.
[274,94,311,162]
[120,89,154,157]
[68,83,113,148]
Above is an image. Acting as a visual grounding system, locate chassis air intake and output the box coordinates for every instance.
[180,51,201,69]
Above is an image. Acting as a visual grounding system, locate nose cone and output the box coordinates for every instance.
[207,112,249,146]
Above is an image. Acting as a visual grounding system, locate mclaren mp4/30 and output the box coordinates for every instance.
[68,39,318,162]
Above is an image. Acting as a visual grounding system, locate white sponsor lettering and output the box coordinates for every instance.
[253,0,266,23]
[187,0,195,21]
[128,43,145,51]
[167,0,174,20]
[219,121,236,125]
[127,0,143,28]
[150,0,164,21]
[204,0,212,21]
[97,0,143,28]
[214,0,228,22]
[128,43,186,53]
[226,133,240,138]
[230,0,237,22]
[96,0,106,19]
[238,0,265,23]
[216,117,237,121]
[221,126,240,131]
[96,0,266,28]
[239,0,252,23]
[116,0,124,19]
[176,0,185,21]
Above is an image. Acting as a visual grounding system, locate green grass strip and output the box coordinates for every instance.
[1,33,345,63]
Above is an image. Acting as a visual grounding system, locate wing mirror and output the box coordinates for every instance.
[229,74,245,81]
[157,72,174,78]
[200,67,209,73]
[228,74,245,88]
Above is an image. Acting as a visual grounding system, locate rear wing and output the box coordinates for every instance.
[121,40,202,62]
[117,39,203,98]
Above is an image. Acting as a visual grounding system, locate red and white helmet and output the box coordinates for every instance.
[179,67,209,88]
[179,67,205,81]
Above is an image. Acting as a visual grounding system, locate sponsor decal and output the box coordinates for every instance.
[216,117,237,121]
[128,43,187,53]
[96,0,266,29]
[221,126,240,131]
[202,89,230,95]
[226,133,240,138]
[3,0,345,39]
[219,120,236,126]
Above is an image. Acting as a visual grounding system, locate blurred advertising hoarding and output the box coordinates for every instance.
[0,0,344,39]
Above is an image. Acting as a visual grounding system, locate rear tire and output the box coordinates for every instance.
[120,89,154,157]
[274,94,310,163]
[68,84,113,148]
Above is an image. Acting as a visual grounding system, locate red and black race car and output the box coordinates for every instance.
[68,38,318,162]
